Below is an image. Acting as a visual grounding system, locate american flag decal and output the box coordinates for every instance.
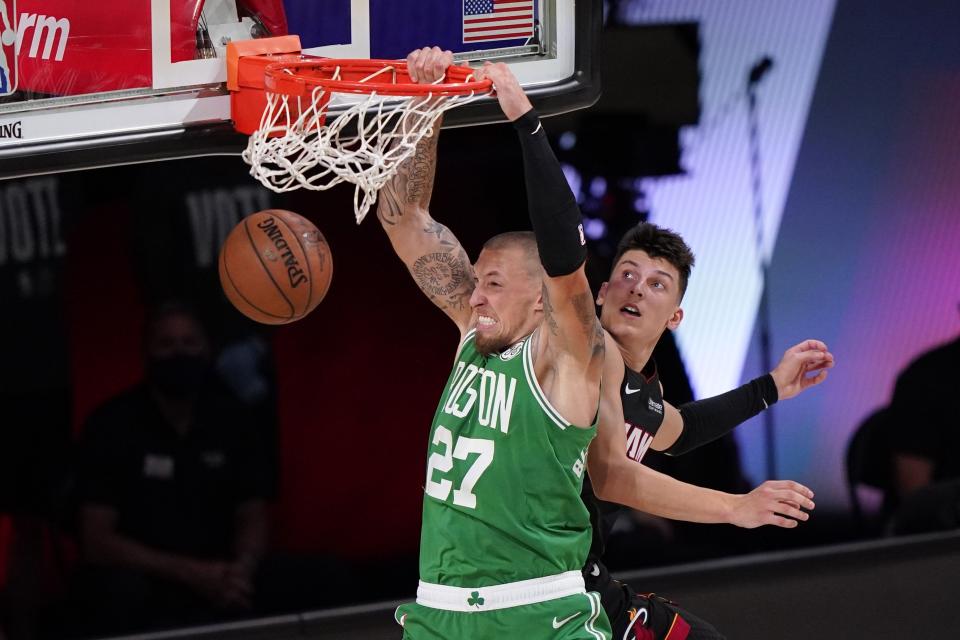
[463,0,534,44]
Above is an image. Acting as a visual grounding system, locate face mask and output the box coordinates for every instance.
[146,354,210,397]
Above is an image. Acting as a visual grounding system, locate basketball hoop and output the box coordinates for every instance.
[229,38,493,224]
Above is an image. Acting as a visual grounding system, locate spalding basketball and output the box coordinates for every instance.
[219,209,332,324]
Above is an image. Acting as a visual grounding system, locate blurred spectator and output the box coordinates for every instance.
[846,406,896,535]
[888,334,960,495]
[69,301,269,636]
[886,334,960,535]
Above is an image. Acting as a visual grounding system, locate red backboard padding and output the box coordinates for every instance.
[13,0,200,95]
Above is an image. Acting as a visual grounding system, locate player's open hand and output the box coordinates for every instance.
[407,46,455,84]
[770,339,834,400]
[729,480,815,529]
[474,61,533,121]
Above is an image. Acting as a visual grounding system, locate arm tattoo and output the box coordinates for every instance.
[571,292,597,330]
[543,287,604,358]
[376,120,440,226]
[377,178,403,226]
[406,129,439,208]
[592,319,605,359]
[570,292,605,359]
[412,247,474,311]
[376,117,472,313]
[423,220,457,248]
[542,284,560,335]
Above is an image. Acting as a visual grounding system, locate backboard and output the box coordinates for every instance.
[0,0,599,179]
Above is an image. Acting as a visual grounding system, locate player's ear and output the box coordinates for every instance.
[596,282,609,306]
[666,306,683,331]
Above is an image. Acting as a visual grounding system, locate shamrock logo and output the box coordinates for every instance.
[467,591,485,608]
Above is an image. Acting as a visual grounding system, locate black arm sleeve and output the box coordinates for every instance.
[665,374,779,456]
[512,108,587,277]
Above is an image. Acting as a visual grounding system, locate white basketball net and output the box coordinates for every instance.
[241,66,490,224]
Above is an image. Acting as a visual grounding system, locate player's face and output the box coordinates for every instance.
[469,247,542,355]
[597,250,683,345]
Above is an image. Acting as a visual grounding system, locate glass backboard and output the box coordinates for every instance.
[0,0,599,179]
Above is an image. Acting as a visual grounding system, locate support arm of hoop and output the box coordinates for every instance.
[226,35,302,91]
[228,36,304,135]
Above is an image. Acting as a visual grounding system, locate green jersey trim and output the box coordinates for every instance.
[455,328,478,361]
[521,334,573,430]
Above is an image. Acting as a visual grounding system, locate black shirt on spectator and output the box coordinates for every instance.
[79,383,266,559]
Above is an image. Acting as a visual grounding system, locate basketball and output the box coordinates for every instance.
[218,209,332,324]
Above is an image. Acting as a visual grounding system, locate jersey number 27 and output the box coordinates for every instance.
[425,425,494,509]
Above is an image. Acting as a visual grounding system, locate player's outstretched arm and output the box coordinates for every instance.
[651,339,835,454]
[592,459,814,528]
[376,47,475,333]
[475,62,603,424]
[589,333,814,527]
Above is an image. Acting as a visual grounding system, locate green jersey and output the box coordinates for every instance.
[419,329,598,587]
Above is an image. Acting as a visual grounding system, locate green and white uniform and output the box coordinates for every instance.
[397,329,611,639]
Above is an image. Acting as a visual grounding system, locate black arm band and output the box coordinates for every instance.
[665,374,779,456]
[512,108,587,277]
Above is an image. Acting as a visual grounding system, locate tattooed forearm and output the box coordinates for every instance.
[377,179,403,226]
[376,118,441,226]
[407,128,439,208]
[375,116,474,318]
[411,248,475,311]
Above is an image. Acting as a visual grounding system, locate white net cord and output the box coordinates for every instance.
[242,69,488,224]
